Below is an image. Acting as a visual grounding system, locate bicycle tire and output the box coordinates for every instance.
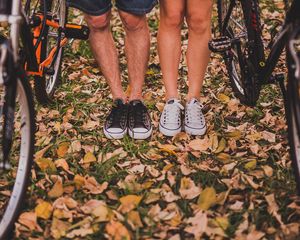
[286,28,300,194]
[0,63,35,239]
[217,0,265,106]
[27,0,67,104]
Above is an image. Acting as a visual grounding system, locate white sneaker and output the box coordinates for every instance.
[184,98,206,136]
[159,98,184,137]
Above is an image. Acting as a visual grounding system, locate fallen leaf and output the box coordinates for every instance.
[57,142,70,158]
[128,211,143,229]
[35,158,57,173]
[244,159,257,170]
[119,195,142,213]
[188,137,211,151]
[48,178,64,199]
[35,201,53,220]
[18,212,38,231]
[197,187,217,210]
[83,152,96,164]
[179,177,201,199]
[218,93,230,103]
[106,220,131,240]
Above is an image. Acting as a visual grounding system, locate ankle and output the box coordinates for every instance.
[129,93,143,102]
[113,94,127,103]
[166,94,179,102]
[186,95,200,103]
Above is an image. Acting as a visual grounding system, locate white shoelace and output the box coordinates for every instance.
[185,99,204,125]
[162,99,184,124]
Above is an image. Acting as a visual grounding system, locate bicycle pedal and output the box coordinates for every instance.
[209,36,232,53]
[64,24,90,40]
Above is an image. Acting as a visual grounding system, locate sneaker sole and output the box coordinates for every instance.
[128,128,153,140]
[159,123,182,137]
[103,128,127,139]
[184,125,207,136]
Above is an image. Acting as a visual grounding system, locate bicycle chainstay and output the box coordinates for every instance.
[0,38,17,168]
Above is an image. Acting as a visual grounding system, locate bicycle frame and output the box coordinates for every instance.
[1,0,84,78]
[259,0,300,83]
[219,0,300,84]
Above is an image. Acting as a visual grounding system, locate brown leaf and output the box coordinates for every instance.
[57,142,70,158]
[128,211,143,229]
[188,137,210,151]
[83,177,108,194]
[48,178,64,199]
[179,177,201,199]
[106,220,131,240]
[18,212,38,231]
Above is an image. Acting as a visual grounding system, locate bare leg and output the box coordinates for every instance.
[119,11,150,101]
[158,0,185,100]
[85,11,126,101]
[186,0,213,101]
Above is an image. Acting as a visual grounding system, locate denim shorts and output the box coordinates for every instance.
[66,0,157,16]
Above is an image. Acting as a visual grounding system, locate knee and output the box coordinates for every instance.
[160,11,184,29]
[119,11,146,31]
[186,15,211,35]
[85,12,111,31]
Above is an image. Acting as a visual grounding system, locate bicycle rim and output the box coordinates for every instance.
[0,75,34,239]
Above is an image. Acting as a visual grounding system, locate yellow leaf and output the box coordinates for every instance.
[215,216,229,230]
[57,142,69,158]
[48,178,64,199]
[197,187,217,210]
[74,175,85,189]
[119,195,142,213]
[163,163,174,172]
[218,93,230,103]
[35,158,57,173]
[225,130,242,140]
[210,134,219,152]
[216,153,232,164]
[214,138,226,153]
[244,159,257,170]
[142,180,154,189]
[83,152,96,164]
[35,201,53,220]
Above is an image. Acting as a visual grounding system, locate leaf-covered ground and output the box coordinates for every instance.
[16,1,300,239]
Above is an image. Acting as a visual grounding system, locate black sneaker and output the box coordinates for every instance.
[103,99,128,139]
[128,100,153,139]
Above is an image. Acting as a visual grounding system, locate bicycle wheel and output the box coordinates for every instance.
[26,0,67,104]
[0,40,35,239]
[217,0,265,106]
[287,28,300,193]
